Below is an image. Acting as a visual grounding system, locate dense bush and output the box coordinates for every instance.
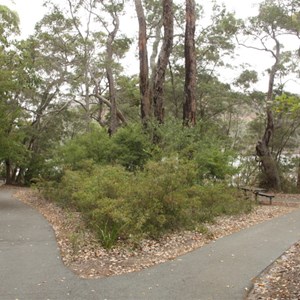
[110,125,152,171]
[37,120,251,249]
[58,126,113,169]
[43,159,252,249]
[151,120,238,181]
[193,145,236,180]
[48,124,152,175]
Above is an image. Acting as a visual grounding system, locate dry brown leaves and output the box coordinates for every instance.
[14,187,298,286]
[247,242,300,300]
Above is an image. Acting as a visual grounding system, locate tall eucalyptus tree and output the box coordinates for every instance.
[183,0,197,127]
[45,0,130,133]
[152,0,174,124]
[134,0,174,125]
[94,0,125,135]
[134,0,151,125]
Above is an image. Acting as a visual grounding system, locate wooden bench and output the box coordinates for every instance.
[239,186,266,196]
[239,186,274,205]
[254,191,275,205]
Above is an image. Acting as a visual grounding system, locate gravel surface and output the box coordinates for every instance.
[11,186,299,292]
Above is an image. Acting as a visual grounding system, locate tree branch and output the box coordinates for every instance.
[89,93,127,125]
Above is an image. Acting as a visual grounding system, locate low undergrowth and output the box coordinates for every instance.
[41,160,252,249]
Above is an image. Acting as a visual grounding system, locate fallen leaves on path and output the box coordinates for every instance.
[247,242,300,300]
[14,187,298,285]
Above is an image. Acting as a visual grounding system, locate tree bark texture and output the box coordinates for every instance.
[256,38,281,191]
[183,0,197,127]
[134,0,151,125]
[296,158,300,192]
[5,160,12,185]
[105,8,120,136]
[152,0,174,124]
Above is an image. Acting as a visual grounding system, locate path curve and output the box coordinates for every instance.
[1,187,300,300]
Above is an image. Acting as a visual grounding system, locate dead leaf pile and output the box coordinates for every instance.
[14,187,298,285]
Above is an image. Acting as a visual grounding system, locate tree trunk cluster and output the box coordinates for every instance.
[134,0,151,125]
[152,0,174,124]
[135,0,197,127]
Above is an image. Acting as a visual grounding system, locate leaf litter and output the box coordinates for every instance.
[13,187,300,299]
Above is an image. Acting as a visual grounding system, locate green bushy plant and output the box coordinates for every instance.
[149,119,238,182]
[41,158,251,249]
[194,183,252,216]
[54,123,152,172]
[58,126,112,169]
[194,146,236,181]
[111,124,152,171]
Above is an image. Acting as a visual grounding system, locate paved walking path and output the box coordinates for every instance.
[1,187,300,300]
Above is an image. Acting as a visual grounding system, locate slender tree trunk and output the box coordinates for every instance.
[256,39,281,191]
[149,18,163,82]
[84,65,91,131]
[106,12,120,136]
[134,0,151,125]
[168,62,179,118]
[107,57,118,135]
[297,158,300,192]
[152,0,174,124]
[5,159,12,185]
[183,0,197,127]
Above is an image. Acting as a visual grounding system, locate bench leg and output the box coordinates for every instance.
[269,197,272,205]
[255,193,258,204]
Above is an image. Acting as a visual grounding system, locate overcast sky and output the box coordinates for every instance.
[2,0,262,37]
[1,0,299,93]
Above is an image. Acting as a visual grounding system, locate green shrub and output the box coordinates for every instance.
[194,184,252,216]
[149,119,238,182]
[59,126,112,169]
[194,147,236,181]
[127,159,199,237]
[111,124,152,171]
[87,198,131,248]
[41,159,252,249]
[54,124,152,172]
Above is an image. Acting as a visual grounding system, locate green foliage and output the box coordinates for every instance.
[0,100,29,167]
[151,119,238,181]
[56,124,152,172]
[110,125,152,170]
[273,93,300,116]
[235,70,258,90]
[255,0,296,31]
[0,5,20,45]
[53,119,238,186]
[42,159,251,249]
[59,126,112,169]
[194,144,236,181]
[116,75,140,121]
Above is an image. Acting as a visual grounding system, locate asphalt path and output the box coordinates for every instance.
[1,187,300,300]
